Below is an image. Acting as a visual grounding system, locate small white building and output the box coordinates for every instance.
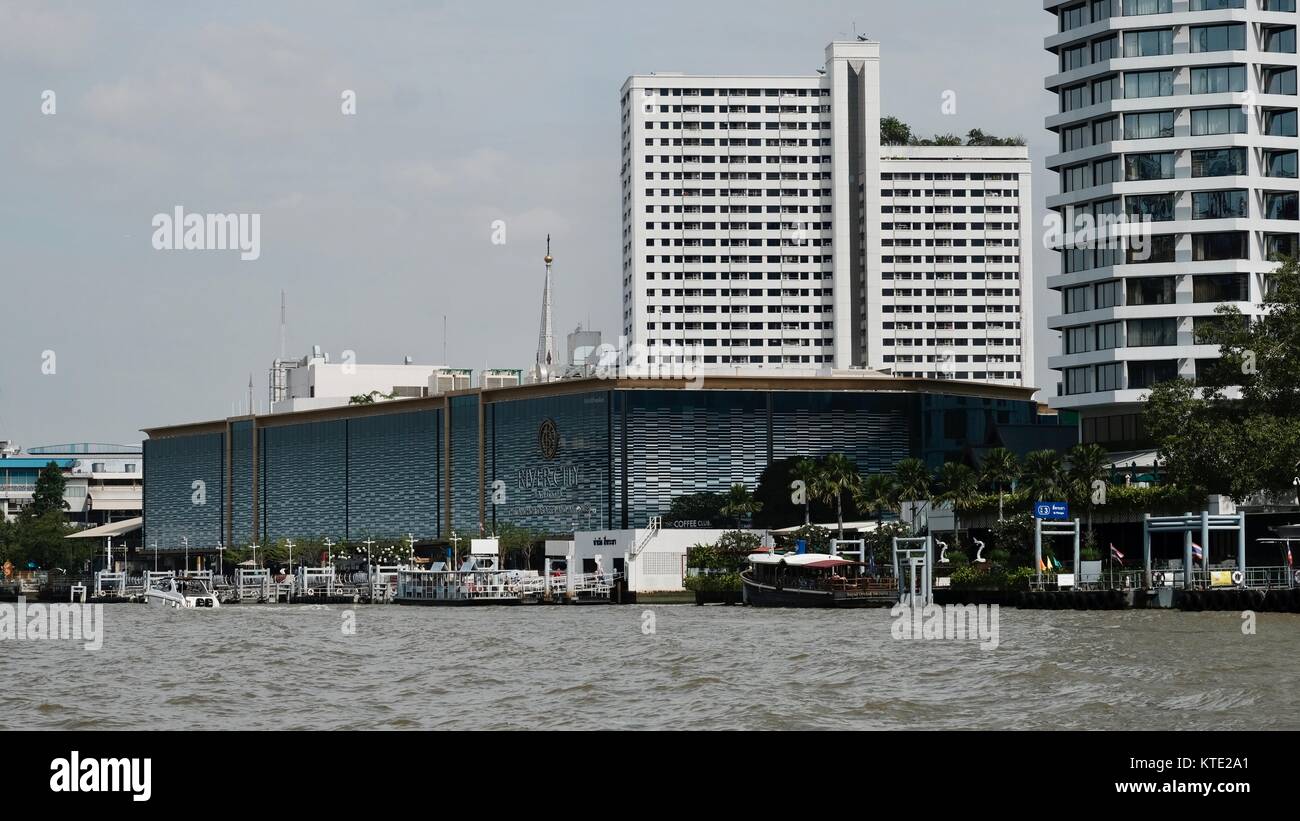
[572,527,768,593]
[269,348,465,413]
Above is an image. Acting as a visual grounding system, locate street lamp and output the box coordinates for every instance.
[182,536,189,574]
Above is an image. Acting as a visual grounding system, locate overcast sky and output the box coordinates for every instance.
[0,0,1061,446]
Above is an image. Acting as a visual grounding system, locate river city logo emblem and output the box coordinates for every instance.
[539,418,560,460]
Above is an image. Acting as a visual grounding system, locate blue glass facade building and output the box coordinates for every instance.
[142,377,1076,548]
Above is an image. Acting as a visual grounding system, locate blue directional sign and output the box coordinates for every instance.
[1035,501,1069,520]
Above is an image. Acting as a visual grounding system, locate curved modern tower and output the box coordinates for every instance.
[1044,0,1297,449]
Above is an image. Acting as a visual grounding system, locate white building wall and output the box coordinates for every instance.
[573,528,768,592]
[1043,0,1298,440]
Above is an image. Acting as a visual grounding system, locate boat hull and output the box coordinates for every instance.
[741,573,896,609]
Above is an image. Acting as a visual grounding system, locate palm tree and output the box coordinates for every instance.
[719,483,763,529]
[1066,443,1111,541]
[814,453,861,541]
[935,462,980,555]
[854,473,900,527]
[980,447,1020,521]
[790,457,821,526]
[893,458,932,531]
[1022,449,1066,505]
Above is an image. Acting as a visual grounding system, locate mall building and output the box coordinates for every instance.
[141,373,1075,549]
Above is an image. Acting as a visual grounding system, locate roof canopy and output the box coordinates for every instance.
[64,517,143,539]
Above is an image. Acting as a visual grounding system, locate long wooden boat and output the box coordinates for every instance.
[741,553,896,608]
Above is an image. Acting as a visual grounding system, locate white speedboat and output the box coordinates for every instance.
[145,576,220,609]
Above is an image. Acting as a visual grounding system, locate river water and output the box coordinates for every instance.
[3,604,1298,730]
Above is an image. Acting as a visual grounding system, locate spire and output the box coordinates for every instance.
[535,235,555,380]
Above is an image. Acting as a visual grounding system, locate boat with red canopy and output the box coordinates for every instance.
[741,552,896,608]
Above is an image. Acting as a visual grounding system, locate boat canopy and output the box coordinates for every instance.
[747,553,860,568]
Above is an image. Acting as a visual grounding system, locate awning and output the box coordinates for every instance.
[770,520,882,534]
[88,487,142,511]
[65,516,143,539]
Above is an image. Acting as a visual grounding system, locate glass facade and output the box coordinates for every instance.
[144,386,1074,541]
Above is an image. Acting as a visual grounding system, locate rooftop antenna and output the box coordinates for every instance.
[247,374,254,416]
[279,290,287,361]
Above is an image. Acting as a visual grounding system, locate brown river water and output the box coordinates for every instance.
[2,604,1298,730]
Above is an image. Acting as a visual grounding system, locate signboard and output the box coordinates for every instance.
[1210,570,1235,588]
[1034,501,1070,520]
[1057,573,1075,589]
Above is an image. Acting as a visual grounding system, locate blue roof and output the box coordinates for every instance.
[26,443,141,454]
[0,458,78,469]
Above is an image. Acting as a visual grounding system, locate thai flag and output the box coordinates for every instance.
[1110,543,1124,563]
[1192,542,1204,563]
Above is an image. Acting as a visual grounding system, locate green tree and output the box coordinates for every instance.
[1022,449,1066,504]
[979,447,1020,521]
[790,457,822,526]
[665,491,727,526]
[719,483,762,529]
[893,457,932,530]
[29,462,69,518]
[880,115,913,146]
[1145,258,1300,501]
[935,462,979,556]
[1065,443,1111,541]
[854,473,899,527]
[814,453,861,540]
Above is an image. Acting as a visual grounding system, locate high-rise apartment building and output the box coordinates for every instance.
[619,41,1035,386]
[1044,0,1298,447]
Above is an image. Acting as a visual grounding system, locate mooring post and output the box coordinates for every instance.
[1143,514,1152,589]
[1201,511,1210,586]
[1183,514,1194,590]
[1034,517,1043,587]
[1236,510,1246,580]
[1072,518,1081,581]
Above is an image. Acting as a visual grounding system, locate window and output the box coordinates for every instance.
[1192,231,1248,260]
[1191,107,1247,136]
[1062,124,1090,152]
[1062,43,1089,71]
[1191,147,1247,177]
[1127,318,1178,347]
[1193,273,1248,302]
[1094,156,1121,184]
[1061,4,1088,31]
[1124,29,1173,57]
[1265,233,1299,260]
[1096,321,1122,350]
[1264,67,1297,96]
[1092,75,1121,104]
[1122,0,1171,14]
[1124,111,1174,140]
[1095,280,1122,308]
[1062,163,1090,192]
[1065,325,1093,354]
[1126,152,1176,180]
[1096,362,1124,391]
[1128,360,1179,389]
[1093,35,1118,62]
[1065,284,1093,313]
[1263,27,1296,55]
[1190,0,1244,8]
[1092,0,1113,18]
[1264,0,1296,10]
[1127,193,1177,221]
[1265,150,1298,179]
[1129,234,1177,263]
[1190,65,1247,94]
[1192,189,1248,220]
[1265,109,1298,137]
[1065,366,1094,396]
[1084,413,1142,445]
[1265,191,1299,220]
[1093,117,1119,144]
[1061,84,1088,112]
[1126,276,1177,306]
[1125,70,1174,98]
[1190,24,1246,53]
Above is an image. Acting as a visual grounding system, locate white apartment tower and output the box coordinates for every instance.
[619,41,1035,386]
[1044,0,1298,448]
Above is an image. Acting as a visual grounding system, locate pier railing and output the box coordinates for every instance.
[1031,565,1297,591]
